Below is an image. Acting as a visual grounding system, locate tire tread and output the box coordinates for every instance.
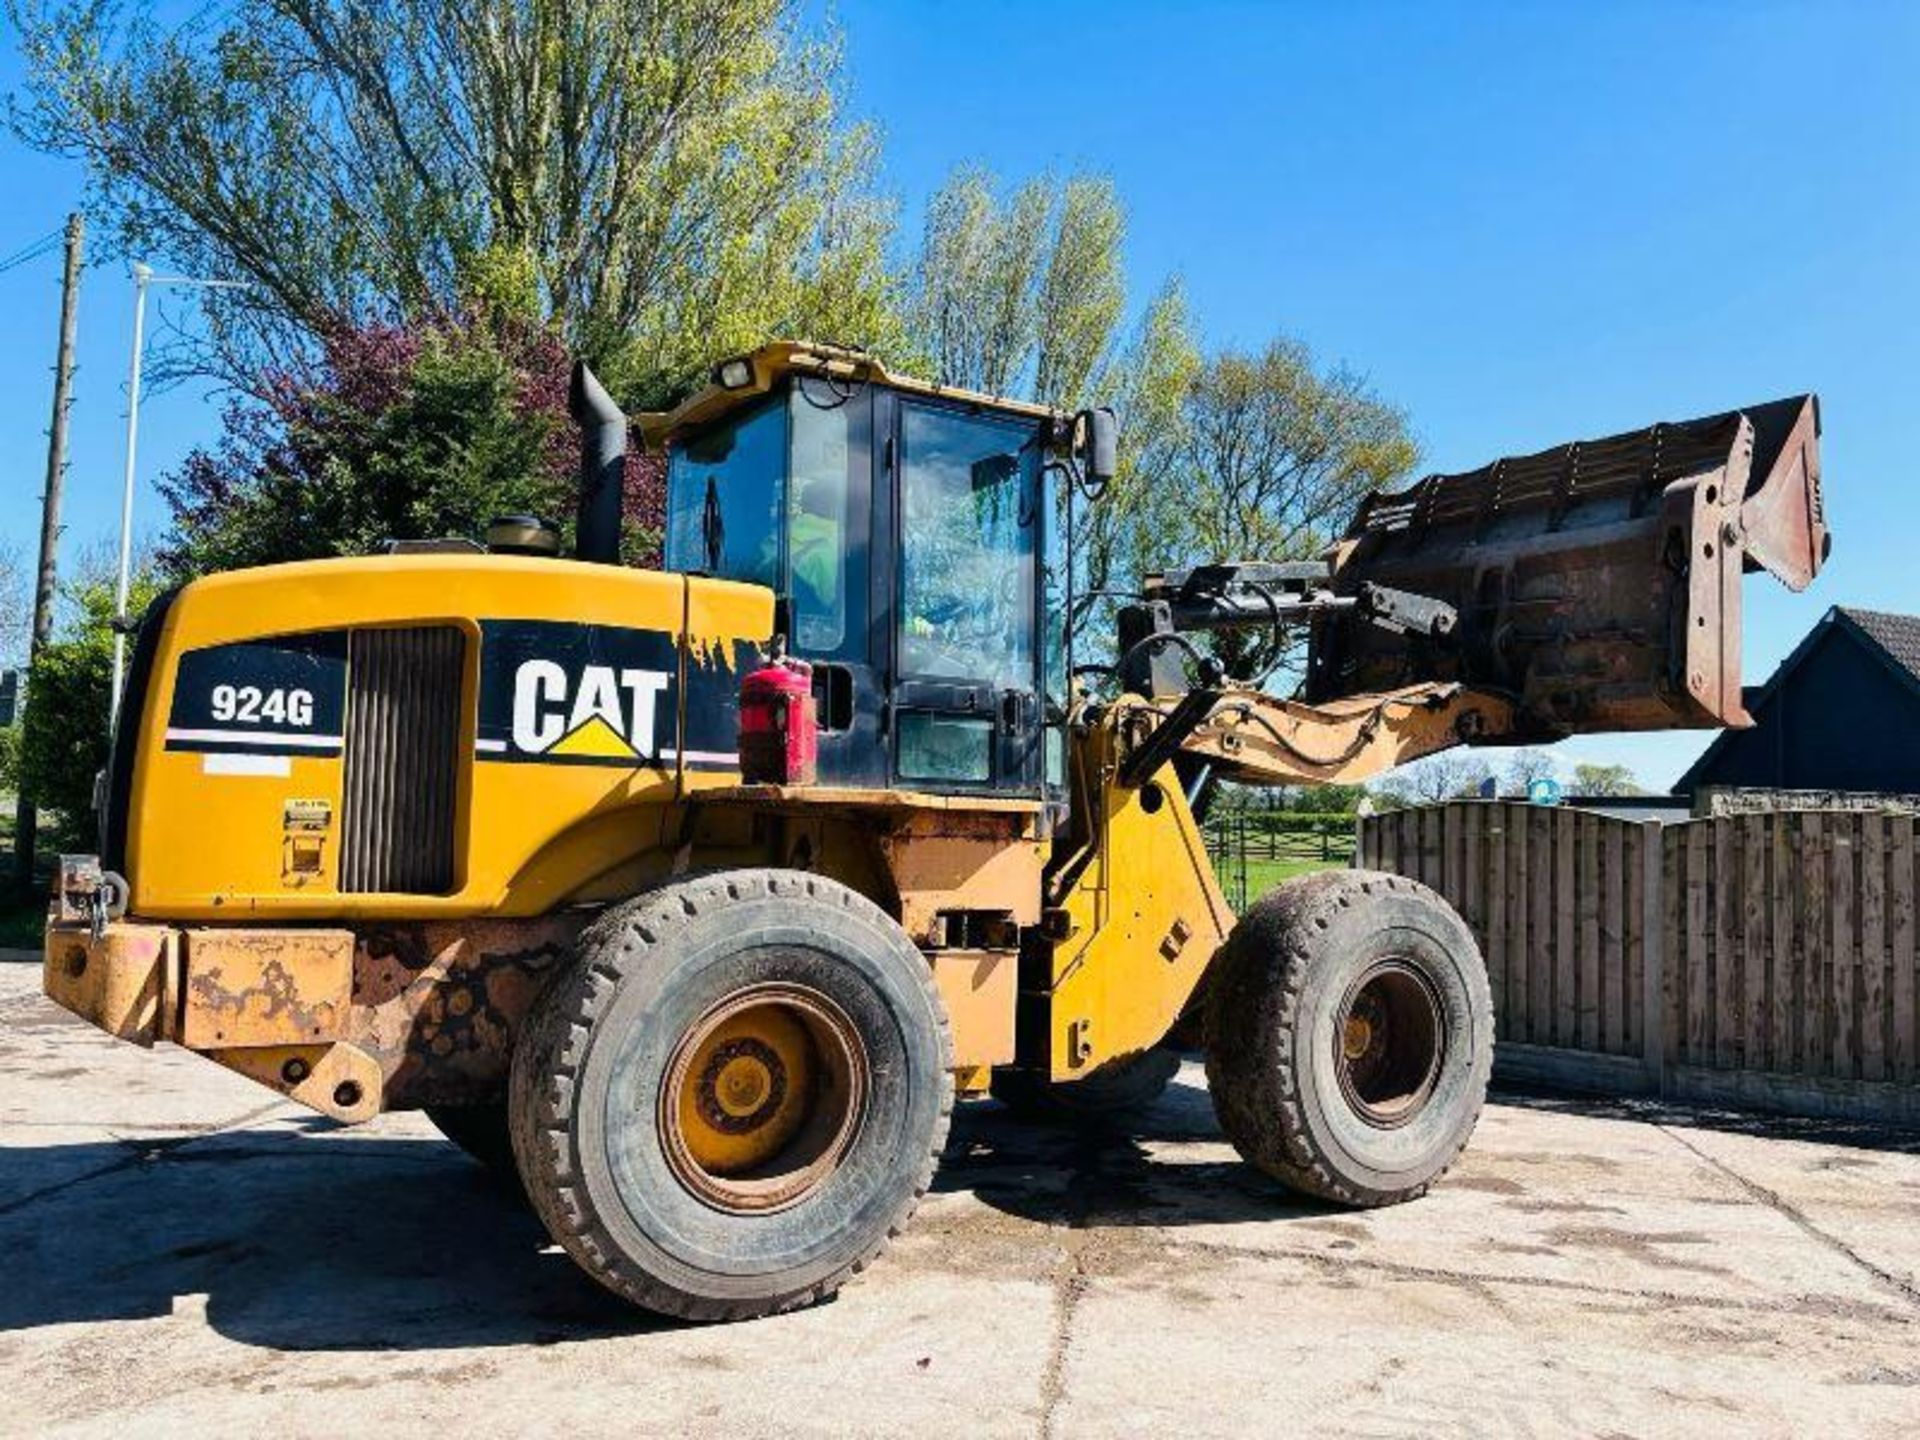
[1204,869,1491,1208]
[509,869,954,1322]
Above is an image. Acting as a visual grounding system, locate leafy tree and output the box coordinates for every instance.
[3,545,33,802]
[1373,752,1494,807]
[0,724,18,798]
[1165,340,1417,572]
[1074,280,1200,608]
[904,167,1126,407]
[9,0,897,401]
[19,571,161,844]
[1139,338,1418,681]
[1573,762,1641,796]
[158,312,667,576]
[0,543,27,665]
[1288,781,1369,814]
[1499,747,1559,798]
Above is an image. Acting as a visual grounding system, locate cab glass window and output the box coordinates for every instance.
[664,397,786,587]
[897,404,1037,689]
[787,388,861,656]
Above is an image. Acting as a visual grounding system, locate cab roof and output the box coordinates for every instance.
[636,340,1069,451]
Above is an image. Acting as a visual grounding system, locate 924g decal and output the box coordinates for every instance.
[164,634,347,757]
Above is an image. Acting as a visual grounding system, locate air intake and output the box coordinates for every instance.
[340,626,464,893]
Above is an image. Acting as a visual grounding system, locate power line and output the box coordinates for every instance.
[0,227,65,276]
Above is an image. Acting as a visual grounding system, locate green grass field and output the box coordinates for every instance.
[1243,856,1340,895]
[1203,852,1347,911]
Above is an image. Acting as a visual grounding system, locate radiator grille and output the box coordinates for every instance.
[340,626,464,894]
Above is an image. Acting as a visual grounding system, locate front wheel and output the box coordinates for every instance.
[509,869,953,1322]
[1204,870,1492,1207]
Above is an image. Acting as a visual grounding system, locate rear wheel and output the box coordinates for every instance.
[509,869,952,1321]
[1205,870,1492,1206]
[990,1046,1182,1119]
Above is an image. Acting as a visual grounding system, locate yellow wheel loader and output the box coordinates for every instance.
[43,342,1827,1321]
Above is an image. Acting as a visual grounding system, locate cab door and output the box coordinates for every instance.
[888,396,1043,795]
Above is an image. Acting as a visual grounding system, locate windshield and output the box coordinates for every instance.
[664,397,785,588]
[897,403,1038,689]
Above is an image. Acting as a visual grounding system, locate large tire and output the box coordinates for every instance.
[990,1046,1182,1119]
[1205,869,1492,1207]
[509,869,953,1322]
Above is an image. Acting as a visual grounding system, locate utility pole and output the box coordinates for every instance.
[14,212,84,891]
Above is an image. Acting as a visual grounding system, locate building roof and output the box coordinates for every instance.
[1673,605,1920,794]
[1838,607,1920,682]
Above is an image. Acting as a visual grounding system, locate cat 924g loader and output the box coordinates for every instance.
[43,342,1827,1320]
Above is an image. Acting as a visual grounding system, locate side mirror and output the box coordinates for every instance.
[1079,406,1118,487]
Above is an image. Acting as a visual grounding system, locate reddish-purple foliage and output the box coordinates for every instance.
[625,451,668,568]
[160,310,670,574]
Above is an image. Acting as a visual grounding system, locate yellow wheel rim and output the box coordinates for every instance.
[660,983,867,1214]
[1342,1014,1374,1062]
[1333,960,1445,1130]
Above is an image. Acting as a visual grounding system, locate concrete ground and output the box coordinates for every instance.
[3,959,1918,1439]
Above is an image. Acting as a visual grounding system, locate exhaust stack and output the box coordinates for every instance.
[570,361,626,565]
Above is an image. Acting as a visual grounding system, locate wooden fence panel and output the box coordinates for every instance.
[1582,810,1596,1050]
[1861,814,1886,1083]
[1683,823,1709,1066]
[1624,821,1646,1057]
[1741,814,1767,1070]
[1801,814,1827,1075]
[1507,804,1529,1041]
[1893,819,1917,1082]
[1833,817,1857,1079]
[1420,806,1443,891]
[1486,804,1509,1034]
[1713,819,1737,1068]
[1356,801,1920,1119]
[1600,818,1623,1054]
[1662,827,1682,1067]
[1461,804,1484,967]
[1528,807,1553,1045]
[1768,814,1793,1073]
[1551,808,1574,1047]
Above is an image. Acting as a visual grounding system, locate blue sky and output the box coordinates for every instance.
[3,1,1916,787]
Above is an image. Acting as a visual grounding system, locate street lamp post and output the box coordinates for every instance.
[109,264,249,727]
[108,263,150,726]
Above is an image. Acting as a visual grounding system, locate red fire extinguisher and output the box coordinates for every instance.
[739,648,818,786]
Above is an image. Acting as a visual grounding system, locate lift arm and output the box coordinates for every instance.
[1106,393,1827,789]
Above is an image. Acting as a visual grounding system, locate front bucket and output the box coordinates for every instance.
[1307,394,1827,736]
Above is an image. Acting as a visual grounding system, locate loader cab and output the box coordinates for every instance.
[653,344,1070,798]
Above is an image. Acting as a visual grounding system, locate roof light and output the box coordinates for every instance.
[715,356,754,390]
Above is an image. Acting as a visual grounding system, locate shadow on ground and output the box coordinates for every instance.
[3,1072,1914,1353]
[937,1075,1342,1230]
[0,1122,654,1348]
[1489,1082,1920,1155]
[0,1081,1323,1351]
